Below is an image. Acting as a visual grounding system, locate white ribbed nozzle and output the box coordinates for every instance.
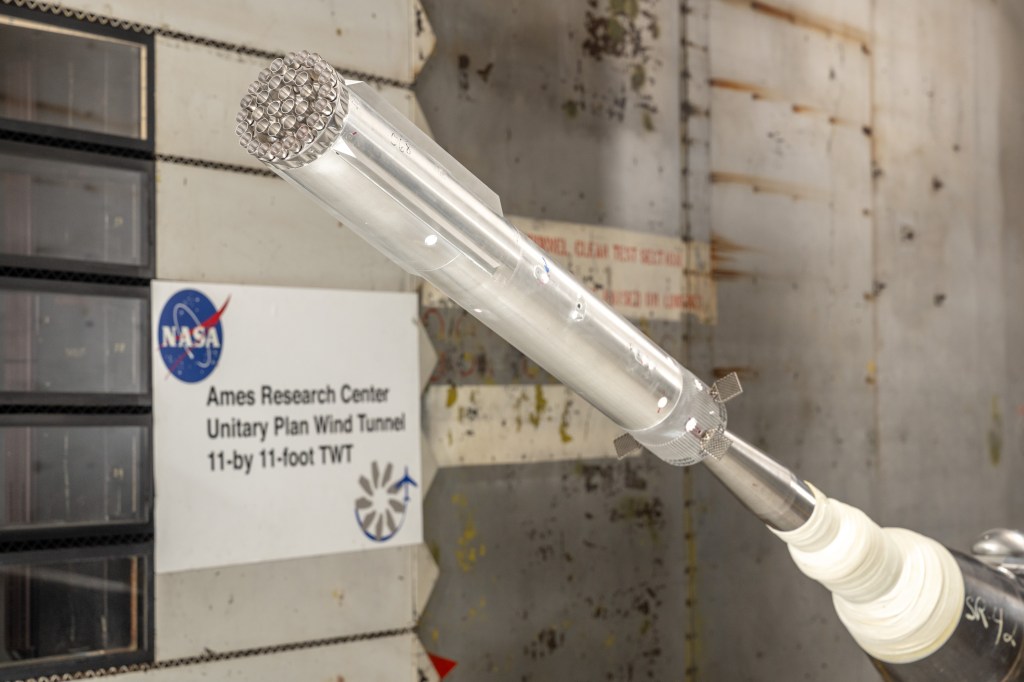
[772,486,965,664]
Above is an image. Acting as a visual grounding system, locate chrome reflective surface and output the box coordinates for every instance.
[974,529,1024,573]
[240,60,728,465]
[702,431,816,531]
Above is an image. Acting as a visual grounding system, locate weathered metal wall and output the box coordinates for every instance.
[691,0,1024,680]
[415,0,697,679]
[416,0,682,235]
[421,458,686,679]
[420,0,1024,680]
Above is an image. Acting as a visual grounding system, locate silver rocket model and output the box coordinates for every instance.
[233,51,1024,680]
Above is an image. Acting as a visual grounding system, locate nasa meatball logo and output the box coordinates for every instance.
[158,289,230,383]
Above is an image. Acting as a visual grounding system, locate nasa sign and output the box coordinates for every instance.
[151,281,421,573]
[157,289,229,383]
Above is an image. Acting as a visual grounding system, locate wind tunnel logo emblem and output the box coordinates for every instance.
[355,461,417,542]
[158,289,230,383]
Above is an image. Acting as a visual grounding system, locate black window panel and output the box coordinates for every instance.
[0,547,150,678]
[0,420,151,532]
[0,11,152,150]
[0,141,153,278]
[0,280,150,403]
[0,8,156,678]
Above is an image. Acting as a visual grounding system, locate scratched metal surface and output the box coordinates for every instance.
[418,457,686,681]
[687,1,1024,681]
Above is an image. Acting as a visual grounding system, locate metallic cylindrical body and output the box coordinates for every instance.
[703,431,817,531]
[235,53,727,466]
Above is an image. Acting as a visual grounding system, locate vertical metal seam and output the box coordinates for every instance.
[681,0,691,245]
[867,0,881,484]
[680,0,704,678]
[682,467,700,681]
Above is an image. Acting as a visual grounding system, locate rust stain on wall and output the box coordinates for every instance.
[790,103,819,115]
[710,171,828,201]
[711,80,868,129]
[710,234,751,281]
[827,115,862,129]
[709,77,780,101]
[750,1,869,45]
[719,0,870,46]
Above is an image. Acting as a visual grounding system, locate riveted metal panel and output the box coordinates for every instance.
[114,633,418,681]
[155,162,412,291]
[55,0,429,84]
[154,547,419,661]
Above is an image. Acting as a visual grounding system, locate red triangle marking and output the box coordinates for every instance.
[428,653,457,679]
